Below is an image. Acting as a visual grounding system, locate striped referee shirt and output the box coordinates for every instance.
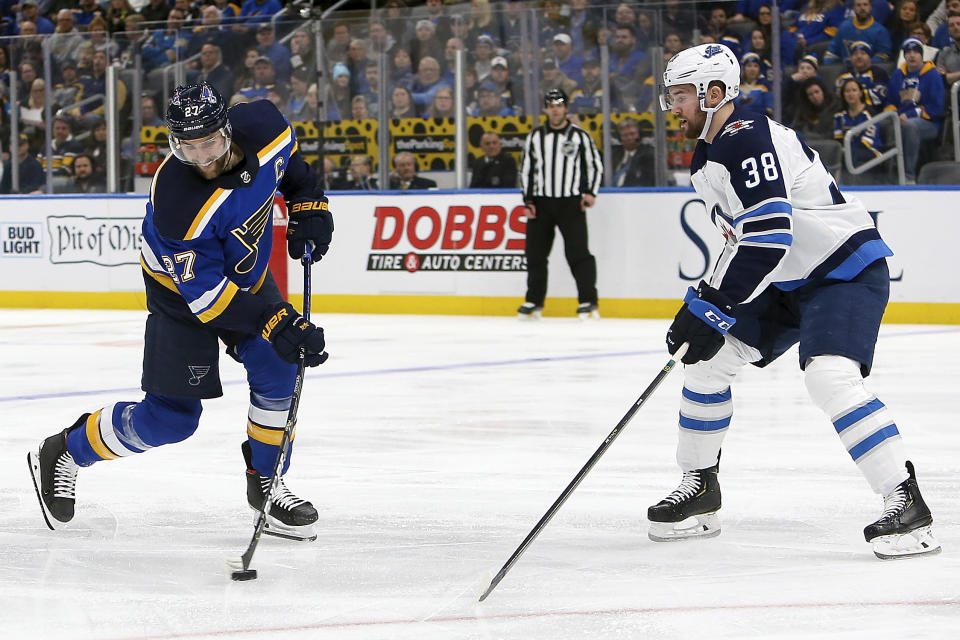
[521,120,603,200]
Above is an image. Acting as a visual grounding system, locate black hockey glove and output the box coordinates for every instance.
[286,196,333,261]
[260,302,329,366]
[666,281,737,365]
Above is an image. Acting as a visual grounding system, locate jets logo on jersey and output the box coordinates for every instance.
[719,220,736,245]
[710,204,737,245]
[703,45,723,58]
[230,193,273,274]
[722,119,754,137]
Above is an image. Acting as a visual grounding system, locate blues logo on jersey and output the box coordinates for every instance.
[139,100,323,335]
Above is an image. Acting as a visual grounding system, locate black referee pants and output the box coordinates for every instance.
[524,196,597,306]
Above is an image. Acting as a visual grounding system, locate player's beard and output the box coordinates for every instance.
[194,145,235,180]
[681,110,707,140]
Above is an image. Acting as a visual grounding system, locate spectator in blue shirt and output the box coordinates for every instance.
[833,41,891,109]
[411,56,451,109]
[790,0,846,62]
[609,25,648,87]
[15,0,54,35]
[885,37,945,181]
[733,0,800,22]
[141,8,191,71]
[72,0,104,30]
[186,4,237,63]
[930,0,960,46]
[834,77,885,181]
[236,55,281,101]
[237,0,283,26]
[825,0,893,62]
[471,80,515,117]
[737,52,773,116]
[1,135,45,194]
[552,33,585,85]
[538,0,568,48]
[568,0,599,55]
[254,22,290,82]
[569,57,622,115]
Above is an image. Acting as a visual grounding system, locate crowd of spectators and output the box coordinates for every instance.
[1,0,959,192]
[0,0,297,193]
[706,0,960,183]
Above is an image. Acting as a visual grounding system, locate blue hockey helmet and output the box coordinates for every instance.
[165,82,232,167]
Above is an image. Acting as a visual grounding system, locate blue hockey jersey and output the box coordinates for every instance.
[689,107,892,304]
[825,17,893,62]
[139,100,322,335]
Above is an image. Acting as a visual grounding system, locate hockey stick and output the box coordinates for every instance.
[478,343,688,602]
[227,253,314,581]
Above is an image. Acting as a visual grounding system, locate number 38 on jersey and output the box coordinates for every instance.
[742,152,779,188]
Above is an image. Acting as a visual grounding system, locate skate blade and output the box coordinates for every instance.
[872,525,942,560]
[517,311,542,320]
[251,508,317,542]
[577,310,600,321]
[648,513,720,542]
[27,450,57,531]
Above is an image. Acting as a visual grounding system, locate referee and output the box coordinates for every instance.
[518,88,603,319]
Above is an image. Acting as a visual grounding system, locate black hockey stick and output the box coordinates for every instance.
[478,343,688,602]
[227,253,314,581]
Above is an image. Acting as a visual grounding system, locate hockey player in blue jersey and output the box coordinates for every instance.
[649,44,939,559]
[28,83,333,541]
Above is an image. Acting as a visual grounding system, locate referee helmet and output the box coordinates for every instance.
[543,88,568,107]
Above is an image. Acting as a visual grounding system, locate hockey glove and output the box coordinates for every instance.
[666,281,737,365]
[286,196,333,261]
[260,302,329,366]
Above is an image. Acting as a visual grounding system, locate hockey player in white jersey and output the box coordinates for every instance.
[648,43,939,559]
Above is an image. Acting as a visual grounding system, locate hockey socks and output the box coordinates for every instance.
[805,356,907,495]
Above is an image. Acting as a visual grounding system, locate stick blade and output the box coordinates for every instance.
[231,569,258,581]
[226,555,256,581]
[478,571,504,602]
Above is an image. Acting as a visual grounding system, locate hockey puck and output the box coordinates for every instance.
[231,569,258,581]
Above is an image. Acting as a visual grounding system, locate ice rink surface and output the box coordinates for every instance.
[1,309,958,639]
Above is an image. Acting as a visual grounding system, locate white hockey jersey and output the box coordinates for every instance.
[690,107,893,305]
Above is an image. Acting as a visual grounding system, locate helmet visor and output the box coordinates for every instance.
[658,83,672,111]
[170,125,231,166]
[659,83,699,111]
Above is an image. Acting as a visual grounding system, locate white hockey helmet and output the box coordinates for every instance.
[660,44,740,139]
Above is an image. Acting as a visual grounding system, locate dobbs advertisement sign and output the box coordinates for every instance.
[366,203,529,273]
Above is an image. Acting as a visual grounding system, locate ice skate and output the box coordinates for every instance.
[517,302,543,320]
[28,416,86,530]
[576,302,599,320]
[647,462,721,542]
[243,441,318,542]
[864,461,941,560]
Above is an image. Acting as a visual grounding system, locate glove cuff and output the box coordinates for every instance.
[259,302,296,342]
[683,285,736,334]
